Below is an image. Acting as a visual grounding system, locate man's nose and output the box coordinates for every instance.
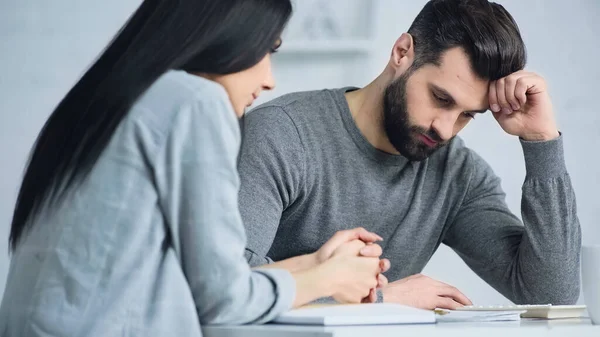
[431,115,455,142]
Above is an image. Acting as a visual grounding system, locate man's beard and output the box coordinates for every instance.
[383,72,449,161]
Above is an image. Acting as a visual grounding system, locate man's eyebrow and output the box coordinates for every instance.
[430,84,456,104]
[430,83,487,114]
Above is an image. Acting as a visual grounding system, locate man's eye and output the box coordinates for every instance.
[434,94,450,104]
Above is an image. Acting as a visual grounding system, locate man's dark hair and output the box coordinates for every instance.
[407,0,526,80]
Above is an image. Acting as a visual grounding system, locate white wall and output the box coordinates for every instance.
[0,0,143,295]
[1,0,598,305]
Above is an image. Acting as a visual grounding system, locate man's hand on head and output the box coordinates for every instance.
[380,274,472,310]
[488,70,560,142]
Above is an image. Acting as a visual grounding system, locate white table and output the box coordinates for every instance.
[203,318,599,337]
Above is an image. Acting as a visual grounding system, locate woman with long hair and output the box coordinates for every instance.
[0,1,387,336]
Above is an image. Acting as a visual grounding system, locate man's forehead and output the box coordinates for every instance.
[423,48,490,110]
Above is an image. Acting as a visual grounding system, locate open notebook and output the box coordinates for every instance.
[272,303,436,326]
[435,309,524,322]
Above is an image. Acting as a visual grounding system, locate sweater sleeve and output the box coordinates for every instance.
[237,105,307,266]
[443,135,581,304]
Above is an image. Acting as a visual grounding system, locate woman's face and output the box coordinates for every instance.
[208,40,281,117]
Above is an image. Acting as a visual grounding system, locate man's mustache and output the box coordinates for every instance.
[411,126,444,144]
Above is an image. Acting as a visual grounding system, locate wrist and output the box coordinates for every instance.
[520,132,566,179]
[261,253,320,273]
[519,129,560,142]
[291,265,333,308]
[294,252,319,272]
[313,260,336,297]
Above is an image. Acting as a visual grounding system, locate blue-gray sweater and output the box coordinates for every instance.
[0,70,295,337]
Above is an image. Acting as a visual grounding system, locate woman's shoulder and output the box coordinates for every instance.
[152,70,229,103]
[126,70,237,143]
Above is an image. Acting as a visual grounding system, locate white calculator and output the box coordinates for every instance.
[456,304,587,319]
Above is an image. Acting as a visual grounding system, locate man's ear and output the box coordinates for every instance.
[389,33,415,74]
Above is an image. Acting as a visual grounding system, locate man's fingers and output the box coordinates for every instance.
[504,75,520,111]
[436,285,472,306]
[495,78,511,115]
[405,273,422,280]
[514,77,529,107]
[488,80,500,113]
[437,296,466,310]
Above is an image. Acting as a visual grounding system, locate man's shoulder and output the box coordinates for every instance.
[243,88,344,141]
[254,88,337,111]
[240,90,324,147]
[246,88,343,122]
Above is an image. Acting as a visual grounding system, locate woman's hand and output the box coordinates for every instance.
[291,228,390,307]
[314,227,383,264]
